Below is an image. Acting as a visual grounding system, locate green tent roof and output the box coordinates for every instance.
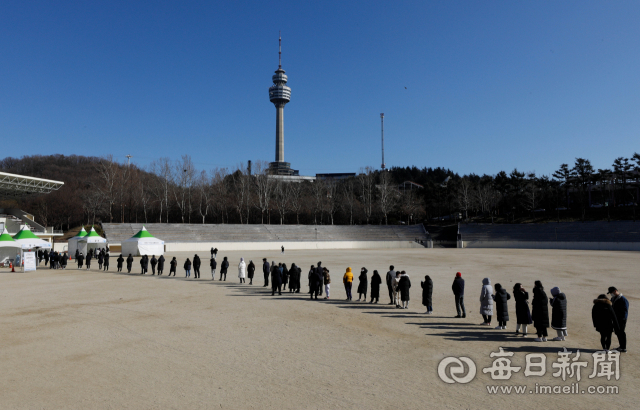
[0,228,16,242]
[85,227,103,238]
[76,227,88,238]
[13,226,40,240]
[131,226,155,239]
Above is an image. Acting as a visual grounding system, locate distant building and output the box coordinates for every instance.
[316,173,356,181]
[399,181,424,191]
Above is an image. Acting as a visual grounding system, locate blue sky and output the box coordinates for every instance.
[1,1,639,177]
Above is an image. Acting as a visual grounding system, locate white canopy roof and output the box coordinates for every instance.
[12,225,52,249]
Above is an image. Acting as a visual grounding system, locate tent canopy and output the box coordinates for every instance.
[0,228,21,249]
[68,226,89,255]
[77,227,107,255]
[122,226,164,256]
[12,225,52,249]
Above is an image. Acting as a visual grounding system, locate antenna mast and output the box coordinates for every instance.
[380,113,386,169]
[278,31,282,69]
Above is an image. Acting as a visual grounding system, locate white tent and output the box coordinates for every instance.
[121,227,164,256]
[0,228,22,265]
[68,226,88,256]
[12,225,52,250]
[77,227,108,255]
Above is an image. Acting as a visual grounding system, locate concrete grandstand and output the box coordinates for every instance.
[102,223,430,252]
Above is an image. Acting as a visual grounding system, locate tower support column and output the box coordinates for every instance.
[275,102,285,162]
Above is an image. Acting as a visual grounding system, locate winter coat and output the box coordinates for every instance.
[238,260,246,278]
[86,254,93,264]
[323,269,331,285]
[343,268,354,284]
[357,269,368,294]
[98,254,104,264]
[77,254,84,266]
[289,264,299,288]
[169,258,177,272]
[531,287,549,328]
[117,256,124,268]
[184,260,192,270]
[126,256,133,269]
[282,265,289,285]
[193,255,201,269]
[452,277,465,296]
[263,261,270,275]
[247,261,255,278]
[220,258,229,274]
[550,293,567,330]
[103,254,109,266]
[370,272,382,299]
[386,270,396,289]
[142,256,149,270]
[592,298,620,334]
[479,278,494,316]
[157,256,165,270]
[492,288,511,322]
[513,289,533,324]
[210,258,217,269]
[271,264,282,286]
[611,294,629,322]
[398,274,411,301]
[309,267,322,288]
[421,276,433,307]
[150,256,157,267]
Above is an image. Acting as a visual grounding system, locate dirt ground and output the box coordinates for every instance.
[0,248,638,410]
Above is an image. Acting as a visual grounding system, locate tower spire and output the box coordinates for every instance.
[278,31,282,69]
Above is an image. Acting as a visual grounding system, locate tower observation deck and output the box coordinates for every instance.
[268,34,298,176]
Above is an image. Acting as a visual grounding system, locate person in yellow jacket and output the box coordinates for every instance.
[343,267,354,301]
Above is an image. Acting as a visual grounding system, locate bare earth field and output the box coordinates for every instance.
[0,248,638,410]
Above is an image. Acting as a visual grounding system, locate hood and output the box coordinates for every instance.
[240,258,244,262]
[223,257,227,261]
[550,287,560,297]
[594,298,611,305]
[482,278,491,285]
[346,267,352,273]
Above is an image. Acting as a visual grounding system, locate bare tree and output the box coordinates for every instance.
[96,155,119,222]
[196,170,212,224]
[81,189,105,225]
[287,181,305,224]
[252,160,273,224]
[139,174,153,224]
[358,167,375,224]
[149,158,173,222]
[173,155,196,223]
[323,179,339,225]
[211,167,229,223]
[456,177,473,220]
[310,178,325,224]
[273,179,289,224]
[378,171,396,225]
[340,177,357,225]
[231,164,250,224]
[522,172,539,214]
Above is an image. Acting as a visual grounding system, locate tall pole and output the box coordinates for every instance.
[380,113,386,170]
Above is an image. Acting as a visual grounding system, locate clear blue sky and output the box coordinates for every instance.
[1,1,639,177]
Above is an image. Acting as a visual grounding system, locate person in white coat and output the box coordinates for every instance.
[479,278,494,326]
[238,258,247,283]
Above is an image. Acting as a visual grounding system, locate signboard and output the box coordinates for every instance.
[23,251,37,272]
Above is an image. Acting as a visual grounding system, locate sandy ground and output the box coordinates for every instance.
[0,248,638,410]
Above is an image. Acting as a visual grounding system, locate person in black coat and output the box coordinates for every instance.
[157,255,165,275]
[281,263,289,290]
[308,264,321,300]
[74,249,79,262]
[492,283,511,329]
[550,287,568,341]
[141,255,149,275]
[262,258,270,287]
[532,280,550,342]
[357,268,368,302]
[98,252,104,270]
[103,253,109,271]
[126,254,133,273]
[61,252,68,269]
[86,252,92,269]
[169,257,177,276]
[271,261,282,295]
[370,270,382,303]
[117,254,124,272]
[398,271,411,309]
[421,275,433,314]
[213,248,218,259]
[386,265,396,305]
[150,255,158,275]
[77,252,84,269]
[288,263,298,292]
[452,272,466,318]
[592,294,620,351]
[210,257,217,280]
[608,286,629,352]
[219,256,229,281]
[184,258,192,278]
[193,254,201,279]
[44,249,50,266]
[247,260,255,285]
[513,283,532,336]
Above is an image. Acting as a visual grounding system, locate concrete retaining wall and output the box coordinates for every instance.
[462,241,640,251]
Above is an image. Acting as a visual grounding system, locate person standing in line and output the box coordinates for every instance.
[386,265,396,305]
[532,280,550,342]
[288,263,298,292]
[308,265,319,299]
[247,260,255,285]
[184,258,192,278]
[343,267,354,301]
[452,272,466,318]
[77,252,84,269]
[513,283,532,336]
[169,257,177,276]
[126,254,133,273]
[307,265,315,294]
[398,271,411,309]
[219,256,229,281]
[592,294,620,351]
[271,260,282,295]
[550,287,568,341]
[103,252,109,271]
[150,255,158,275]
[44,249,49,266]
[193,254,201,279]
[608,286,629,353]
[323,267,331,300]
[210,256,217,280]
[61,252,68,269]
[213,248,218,259]
[421,275,433,314]
[357,267,368,302]
[479,278,494,326]
[117,254,124,272]
[142,255,149,275]
[282,263,289,291]
[157,255,165,275]
[262,258,270,287]
[492,283,511,330]
[295,265,303,293]
[281,245,285,254]
[210,247,214,259]
[315,262,325,296]
[392,271,402,308]
[86,251,92,270]
[98,251,104,270]
[370,270,382,304]
[74,249,79,262]
[238,257,246,283]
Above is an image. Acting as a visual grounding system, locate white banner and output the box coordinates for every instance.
[23,251,37,272]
